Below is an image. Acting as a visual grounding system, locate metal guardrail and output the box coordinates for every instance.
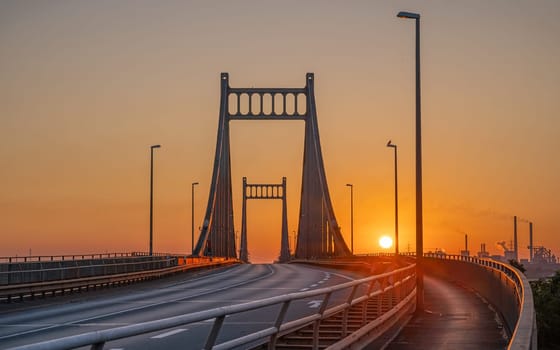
[424,254,537,350]
[0,257,236,302]
[9,263,417,350]
[0,256,176,285]
[0,252,172,263]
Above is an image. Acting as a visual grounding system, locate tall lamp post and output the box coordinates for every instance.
[149,144,161,256]
[346,184,354,254]
[386,140,399,255]
[191,182,199,255]
[397,10,424,312]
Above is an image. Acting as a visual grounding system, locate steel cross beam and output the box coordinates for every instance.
[240,177,290,263]
[193,73,352,260]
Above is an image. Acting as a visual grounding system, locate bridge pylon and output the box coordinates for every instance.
[240,177,290,263]
[193,73,352,259]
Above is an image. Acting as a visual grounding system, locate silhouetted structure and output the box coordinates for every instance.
[460,233,470,257]
[193,73,352,259]
[514,215,519,261]
[240,177,290,263]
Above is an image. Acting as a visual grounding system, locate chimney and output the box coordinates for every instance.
[529,222,533,262]
[460,233,470,257]
[514,216,518,261]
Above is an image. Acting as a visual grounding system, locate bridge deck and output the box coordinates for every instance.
[387,274,508,350]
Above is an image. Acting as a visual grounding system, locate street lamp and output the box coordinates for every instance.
[397,10,424,312]
[149,144,161,256]
[191,182,199,255]
[346,184,354,254]
[386,140,399,255]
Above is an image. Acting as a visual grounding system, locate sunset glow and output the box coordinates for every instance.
[0,1,558,262]
[379,236,394,250]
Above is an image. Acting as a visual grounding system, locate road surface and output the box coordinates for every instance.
[0,263,364,349]
[386,274,508,350]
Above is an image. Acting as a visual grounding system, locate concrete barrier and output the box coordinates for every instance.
[423,255,537,350]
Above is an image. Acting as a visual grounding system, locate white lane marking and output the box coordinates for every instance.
[109,348,124,350]
[164,264,245,287]
[318,281,325,284]
[151,328,187,339]
[311,284,318,287]
[328,271,355,281]
[308,300,322,308]
[299,288,309,291]
[0,265,275,341]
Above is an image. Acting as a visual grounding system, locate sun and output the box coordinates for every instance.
[379,235,393,249]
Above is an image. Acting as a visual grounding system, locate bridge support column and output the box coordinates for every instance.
[240,177,249,263]
[279,177,290,262]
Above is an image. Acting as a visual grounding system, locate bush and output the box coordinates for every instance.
[530,271,560,349]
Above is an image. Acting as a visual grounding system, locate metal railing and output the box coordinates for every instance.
[424,254,537,350]
[0,252,173,263]
[9,263,416,350]
[0,256,176,285]
[0,256,236,302]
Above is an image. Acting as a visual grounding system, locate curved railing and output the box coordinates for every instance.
[423,254,537,350]
[9,263,416,350]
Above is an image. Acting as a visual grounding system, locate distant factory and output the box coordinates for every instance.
[479,216,559,279]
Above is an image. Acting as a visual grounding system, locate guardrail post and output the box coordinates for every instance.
[342,285,359,337]
[378,279,385,317]
[90,341,105,350]
[361,279,376,325]
[204,315,226,350]
[269,300,291,349]
[312,292,332,350]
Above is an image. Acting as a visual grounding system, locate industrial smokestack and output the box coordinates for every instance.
[514,216,518,261]
[460,233,470,257]
[529,222,533,262]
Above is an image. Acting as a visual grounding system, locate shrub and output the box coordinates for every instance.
[530,271,560,349]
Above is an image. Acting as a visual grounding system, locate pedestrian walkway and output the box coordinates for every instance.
[386,274,508,350]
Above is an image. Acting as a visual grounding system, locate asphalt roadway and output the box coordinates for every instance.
[386,274,509,350]
[0,263,366,349]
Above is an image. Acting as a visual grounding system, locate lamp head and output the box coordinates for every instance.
[346,183,353,187]
[192,182,199,186]
[387,140,397,148]
[397,11,420,19]
[151,144,161,149]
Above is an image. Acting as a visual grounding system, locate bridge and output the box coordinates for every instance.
[0,74,536,350]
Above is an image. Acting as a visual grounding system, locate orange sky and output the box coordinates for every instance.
[1,1,559,262]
